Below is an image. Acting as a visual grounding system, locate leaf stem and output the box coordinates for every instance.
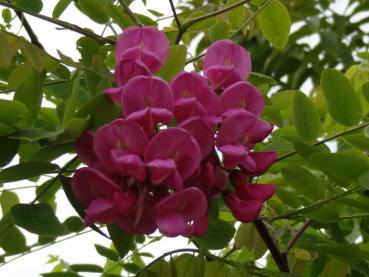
[0,1,115,44]
[270,186,362,221]
[175,0,250,44]
[276,121,369,162]
[117,0,142,26]
[169,0,181,29]
[253,219,290,273]
[283,219,313,254]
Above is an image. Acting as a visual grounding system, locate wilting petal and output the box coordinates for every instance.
[111,151,146,181]
[156,187,208,237]
[116,26,169,63]
[216,110,257,146]
[114,58,151,86]
[72,167,121,206]
[180,117,214,159]
[145,128,201,180]
[204,39,251,88]
[94,119,149,168]
[223,190,263,223]
[240,151,277,176]
[76,132,97,165]
[121,76,173,117]
[84,198,117,226]
[147,159,176,184]
[220,81,264,116]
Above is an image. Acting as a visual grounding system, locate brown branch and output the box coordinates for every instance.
[253,219,289,273]
[169,0,181,29]
[283,219,313,255]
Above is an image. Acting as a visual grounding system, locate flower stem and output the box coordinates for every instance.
[117,0,142,26]
[283,219,313,254]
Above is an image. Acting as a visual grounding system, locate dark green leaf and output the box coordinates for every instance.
[52,0,72,18]
[70,264,103,272]
[41,272,83,277]
[0,33,12,68]
[0,224,28,254]
[14,0,43,13]
[63,70,81,123]
[226,0,245,28]
[63,216,85,233]
[321,69,362,126]
[11,203,68,236]
[0,137,19,168]
[359,171,369,190]
[293,91,321,142]
[235,223,267,259]
[209,22,230,42]
[0,191,19,214]
[0,99,27,125]
[0,162,59,183]
[258,0,291,50]
[107,224,134,259]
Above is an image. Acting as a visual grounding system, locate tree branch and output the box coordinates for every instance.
[0,1,115,44]
[6,0,44,49]
[117,0,142,26]
[276,121,369,162]
[253,219,290,273]
[169,0,181,29]
[283,219,313,254]
[175,0,250,44]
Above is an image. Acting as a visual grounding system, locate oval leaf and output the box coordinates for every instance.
[0,162,59,183]
[78,0,109,24]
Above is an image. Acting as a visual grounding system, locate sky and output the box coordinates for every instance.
[0,0,353,276]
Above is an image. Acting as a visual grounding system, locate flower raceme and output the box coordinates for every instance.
[72,26,276,238]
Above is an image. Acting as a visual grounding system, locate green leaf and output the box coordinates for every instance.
[322,259,348,277]
[209,22,230,42]
[107,224,134,259]
[0,162,59,183]
[309,153,369,184]
[63,70,81,123]
[204,261,229,277]
[187,11,216,32]
[123,263,141,274]
[41,272,83,277]
[304,206,340,223]
[52,0,72,18]
[170,256,178,277]
[258,0,291,50]
[282,164,325,200]
[11,203,68,236]
[63,216,85,233]
[235,224,267,259]
[157,45,187,81]
[22,40,44,72]
[343,133,369,151]
[0,191,19,214]
[359,171,369,190]
[2,8,12,24]
[0,224,28,255]
[0,99,27,125]
[0,32,13,68]
[226,0,245,28]
[321,69,362,126]
[95,244,119,261]
[293,142,329,161]
[293,91,321,142]
[28,142,74,162]
[194,218,235,250]
[59,176,85,218]
[70,264,103,273]
[362,81,369,103]
[174,254,196,277]
[13,63,45,124]
[0,137,19,168]
[78,0,109,24]
[14,0,43,13]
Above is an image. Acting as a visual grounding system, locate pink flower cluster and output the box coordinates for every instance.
[72,26,276,237]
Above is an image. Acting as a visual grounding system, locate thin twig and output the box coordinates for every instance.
[169,0,181,29]
[253,219,289,273]
[175,0,250,44]
[5,0,44,49]
[283,219,313,254]
[270,186,362,221]
[117,0,142,26]
[0,1,115,44]
[276,121,369,162]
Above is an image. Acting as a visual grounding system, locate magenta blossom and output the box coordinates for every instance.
[155,187,208,237]
[203,39,251,89]
[144,127,201,190]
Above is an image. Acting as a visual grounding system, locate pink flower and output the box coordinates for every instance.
[203,39,251,89]
[155,187,208,237]
[121,76,174,136]
[171,72,220,124]
[240,151,277,176]
[220,81,264,117]
[116,26,170,65]
[75,132,98,166]
[224,171,275,223]
[144,127,201,190]
[114,58,151,87]
[93,119,148,181]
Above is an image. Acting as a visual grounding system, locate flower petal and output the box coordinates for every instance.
[240,151,277,176]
